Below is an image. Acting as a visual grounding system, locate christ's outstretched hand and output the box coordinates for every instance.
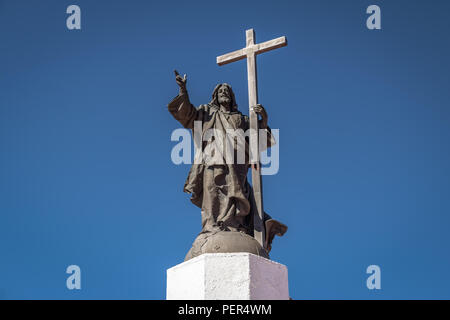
[174,70,187,93]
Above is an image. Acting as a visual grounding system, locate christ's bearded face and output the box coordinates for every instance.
[217,85,232,108]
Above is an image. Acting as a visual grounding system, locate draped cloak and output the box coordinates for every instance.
[168,87,285,249]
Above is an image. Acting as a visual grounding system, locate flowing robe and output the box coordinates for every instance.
[168,91,275,236]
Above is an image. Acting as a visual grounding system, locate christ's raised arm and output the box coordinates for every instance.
[167,70,199,129]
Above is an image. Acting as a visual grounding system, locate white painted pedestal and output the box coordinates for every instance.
[166,253,289,300]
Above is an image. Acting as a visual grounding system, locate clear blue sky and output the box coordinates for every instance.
[1,0,450,299]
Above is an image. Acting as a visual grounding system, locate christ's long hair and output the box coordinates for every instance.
[209,83,238,112]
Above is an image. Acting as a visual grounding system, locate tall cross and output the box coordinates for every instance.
[216,29,287,249]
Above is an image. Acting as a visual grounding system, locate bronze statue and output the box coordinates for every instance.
[168,70,287,261]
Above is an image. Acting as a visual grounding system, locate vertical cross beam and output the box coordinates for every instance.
[245,29,265,249]
[216,29,287,249]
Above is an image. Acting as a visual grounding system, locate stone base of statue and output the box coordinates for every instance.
[166,252,289,300]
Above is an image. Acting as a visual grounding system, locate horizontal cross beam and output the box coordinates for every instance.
[216,35,287,66]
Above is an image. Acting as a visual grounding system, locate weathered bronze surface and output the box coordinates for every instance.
[168,71,287,261]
